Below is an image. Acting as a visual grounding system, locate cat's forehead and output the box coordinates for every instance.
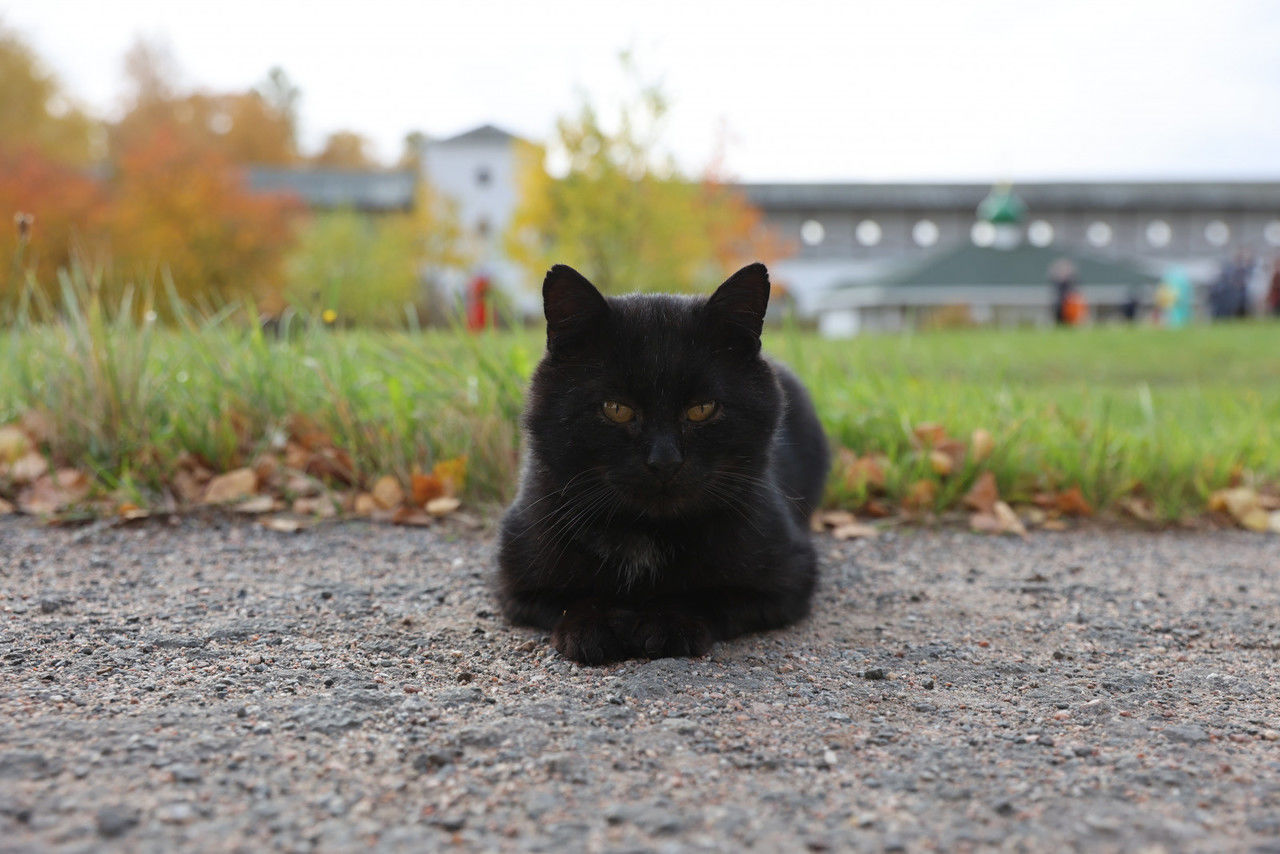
[602,294,719,395]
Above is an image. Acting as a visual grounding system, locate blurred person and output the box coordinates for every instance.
[1158,267,1193,328]
[1209,250,1251,319]
[1049,258,1078,325]
[1121,284,1141,323]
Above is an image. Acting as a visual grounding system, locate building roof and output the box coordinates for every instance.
[742,181,1280,212]
[247,167,416,212]
[874,242,1157,288]
[432,124,521,146]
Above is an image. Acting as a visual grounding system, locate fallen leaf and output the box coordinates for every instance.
[1041,518,1069,532]
[809,513,825,533]
[352,493,378,516]
[1120,496,1156,523]
[18,469,91,515]
[929,450,954,477]
[262,516,304,533]
[970,500,1026,536]
[411,473,445,506]
[1269,511,1280,534]
[912,422,947,448]
[426,496,461,517]
[0,424,32,463]
[1208,487,1270,531]
[172,469,206,504]
[9,451,49,485]
[293,496,337,518]
[234,495,277,514]
[903,479,938,511]
[970,428,995,462]
[863,499,893,518]
[253,454,281,487]
[0,497,15,515]
[936,439,968,469]
[832,521,878,540]
[306,448,356,485]
[818,509,857,528]
[285,474,324,498]
[1055,487,1094,517]
[392,506,434,526]
[203,468,258,504]
[841,453,886,493]
[284,441,311,471]
[372,476,405,510]
[963,471,1000,514]
[1240,507,1271,533]
[117,502,149,521]
[19,410,55,445]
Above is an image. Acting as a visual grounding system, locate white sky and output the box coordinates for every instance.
[5,0,1280,181]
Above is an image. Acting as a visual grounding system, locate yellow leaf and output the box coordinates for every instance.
[970,428,995,462]
[432,457,468,496]
[0,425,32,464]
[426,496,461,517]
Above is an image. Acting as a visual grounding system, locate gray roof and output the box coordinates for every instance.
[433,124,520,146]
[872,242,1156,288]
[247,167,416,212]
[743,181,1280,212]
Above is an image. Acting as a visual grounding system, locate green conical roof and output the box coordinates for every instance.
[977,186,1026,224]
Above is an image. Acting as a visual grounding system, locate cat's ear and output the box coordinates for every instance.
[543,265,608,355]
[705,263,770,355]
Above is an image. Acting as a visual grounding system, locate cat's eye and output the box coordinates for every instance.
[602,401,635,423]
[685,401,717,422]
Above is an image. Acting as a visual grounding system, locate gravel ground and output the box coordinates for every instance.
[1,515,1278,853]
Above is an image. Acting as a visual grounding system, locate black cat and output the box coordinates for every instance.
[496,263,829,664]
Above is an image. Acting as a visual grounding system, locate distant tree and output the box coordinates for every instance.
[108,124,300,310]
[313,131,378,169]
[0,21,97,164]
[504,58,788,295]
[398,130,427,172]
[283,180,470,326]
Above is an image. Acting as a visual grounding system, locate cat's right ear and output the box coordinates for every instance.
[543,265,608,356]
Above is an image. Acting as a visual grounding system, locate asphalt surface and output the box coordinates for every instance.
[1,515,1278,853]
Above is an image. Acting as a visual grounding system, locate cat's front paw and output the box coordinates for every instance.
[552,600,633,665]
[632,611,712,659]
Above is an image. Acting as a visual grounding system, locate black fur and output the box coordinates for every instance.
[496,263,830,664]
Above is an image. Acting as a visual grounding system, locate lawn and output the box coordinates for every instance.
[2,284,1278,524]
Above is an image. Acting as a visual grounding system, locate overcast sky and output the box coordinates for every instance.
[5,0,1280,181]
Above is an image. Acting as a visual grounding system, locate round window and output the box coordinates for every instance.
[1027,220,1054,247]
[1086,221,1113,247]
[855,219,882,246]
[800,219,825,246]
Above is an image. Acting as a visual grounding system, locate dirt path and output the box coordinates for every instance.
[1,517,1278,852]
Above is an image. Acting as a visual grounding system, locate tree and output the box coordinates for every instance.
[504,60,789,295]
[0,21,97,164]
[108,124,300,310]
[312,131,378,169]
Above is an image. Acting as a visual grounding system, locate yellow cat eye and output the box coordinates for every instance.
[685,401,717,422]
[602,401,635,423]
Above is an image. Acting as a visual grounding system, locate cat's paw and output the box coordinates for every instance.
[551,600,633,665]
[631,611,713,659]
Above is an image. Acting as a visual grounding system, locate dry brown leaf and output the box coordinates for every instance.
[372,476,404,510]
[0,497,15,515]
[928,450,954,477]
[1239,508,1271,532]
[0,424,32,463]
[863,499,893,518]
[1041,518,1069,532]
[832,521,878,540]
[809,513,825,533]
[970,428,995,462]
[841,454,887,493]
[306,448,356,485]
[392,505,434,526]
[1257,493,1280,511]
[285,474,324,498]
[963,471,1000,514]
[971,500,1026,536]
[352,493,378,516]
[117,502,149,521]
[172,469,206,504]
[262,516,304,533]
[234,495,277,514]
[1208,487,1268,531]
[253,454,281,486]
[912,422,947,448]
[818,509,857,528]
[1120,496,1156,523]
[1269,511,1280,534]
[1055,487,1094,517]
[19,410,55,445]
[284,441,311,471]
[18,469,91,515]
[9,451,49,485]
[426,496,461,517]
[411,473,445,506]
[293,496,337,518]
[903,479,938,511]
[203,468,258,504]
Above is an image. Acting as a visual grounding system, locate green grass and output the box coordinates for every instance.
[2,272,1278,520]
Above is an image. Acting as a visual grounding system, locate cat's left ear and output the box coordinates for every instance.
[706,263,770,355]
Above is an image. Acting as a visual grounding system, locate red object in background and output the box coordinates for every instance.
[466,275,490,331]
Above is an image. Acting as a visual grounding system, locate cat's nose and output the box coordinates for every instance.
[646,437,683,482]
